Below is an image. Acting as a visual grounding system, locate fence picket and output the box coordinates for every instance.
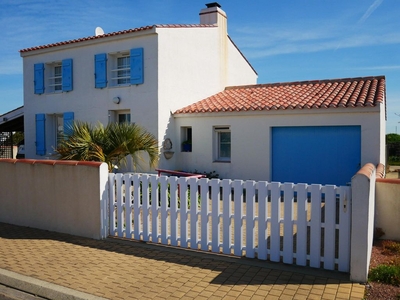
[270,182,281,262]
[200,178,209,251]
[324,185,336,270]
[142,175,150,241]
[159,176,168,244]
[179,177,188,248]
[222,179,232,254]
[257,181,268,260]
[283,183,294,264]
[211,179,220,253]
[338,186,351,272]
[296,183,308,266]
[109,174,116,234]
[116,174,124,237]
[233,180,243,256]
[150,175,159,243]
[245,181,256,258]
[310,184,322,268]
[124,173,133,239]
[133,174,141,240]
[169,177,179,246]
[189,177,199,249]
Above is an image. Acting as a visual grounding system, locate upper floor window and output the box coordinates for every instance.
[34,59,73,94]
[48,63,62,92]
[95,48,144,89]
[115,54,130,85]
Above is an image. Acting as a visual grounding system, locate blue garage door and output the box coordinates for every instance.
[272,126,361,186]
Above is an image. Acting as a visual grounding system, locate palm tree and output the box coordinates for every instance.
[56,121,159,172]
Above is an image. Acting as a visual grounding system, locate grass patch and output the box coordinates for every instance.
[369,265,400,286]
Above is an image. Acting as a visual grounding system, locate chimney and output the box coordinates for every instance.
[199,3,228,88]
[200,2,227,30]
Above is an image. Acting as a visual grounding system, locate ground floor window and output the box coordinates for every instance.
[118,113,131,124]
[181,127,192,152]
[108,110,131,124]
[214,126,231,162]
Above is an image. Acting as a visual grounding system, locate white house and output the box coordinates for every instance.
[20,3,257,169]
[17,2,386,185]
[170,77,386,185]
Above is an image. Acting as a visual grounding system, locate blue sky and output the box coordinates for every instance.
[1,0,399,133]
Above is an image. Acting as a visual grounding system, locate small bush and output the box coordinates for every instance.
[388,156,400,165]
[369,265,400,286]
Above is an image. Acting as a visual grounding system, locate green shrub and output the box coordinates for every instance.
[388,156,400,165]
[369,265,400,286]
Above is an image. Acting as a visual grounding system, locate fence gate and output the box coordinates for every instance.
[108,173,352,272]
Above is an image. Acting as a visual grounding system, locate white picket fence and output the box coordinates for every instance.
[108,173,351,272]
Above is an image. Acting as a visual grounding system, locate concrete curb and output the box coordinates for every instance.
[0,268,108,300]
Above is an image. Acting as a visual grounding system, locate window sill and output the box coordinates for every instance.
[46,91,63,94]
[109,83,131,88]
[213,160,231,163]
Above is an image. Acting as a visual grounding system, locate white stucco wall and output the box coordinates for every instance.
[226,40,257,86]
[0,159,108,239]
[375,178,400,241]
[155,27,257,169]
[173,106,384,181]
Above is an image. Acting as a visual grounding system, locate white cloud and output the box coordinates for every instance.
[358,0,384,24]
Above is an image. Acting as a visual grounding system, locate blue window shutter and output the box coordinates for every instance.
[94,53,107,88]
[35,114,46,156]
[130,48,144,85]
[63,112,74,137]
[62,58,73,91]
[34,63,45,94]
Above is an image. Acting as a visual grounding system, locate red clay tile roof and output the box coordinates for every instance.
[174,76,385,114]
[19,24,216,53]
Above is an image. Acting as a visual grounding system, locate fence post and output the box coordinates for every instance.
[350,163,376,282]
[99,163,110,239]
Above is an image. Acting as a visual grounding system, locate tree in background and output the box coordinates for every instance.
[56,121,159,172]
[386,133,400,165]
[386,133,400,144]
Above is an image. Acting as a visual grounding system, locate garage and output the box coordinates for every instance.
[272,126,361,186]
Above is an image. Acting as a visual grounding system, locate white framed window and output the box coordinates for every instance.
[55,114,64,146]
[109,52,130,86]
[47,62,62,92]
[181,127,192,152]
[214,127,231,162]
[44,114,64,153]
[108,110,131,124]
[118,113,131,124]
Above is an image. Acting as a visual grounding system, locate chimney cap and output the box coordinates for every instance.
[205,2,221,8]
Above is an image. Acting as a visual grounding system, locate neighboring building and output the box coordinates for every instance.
[171,77,386,185]
[17,3,386,185]
[20,3,257,169]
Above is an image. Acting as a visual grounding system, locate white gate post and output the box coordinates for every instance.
[350,163,376,282]
[99,163,110,239]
